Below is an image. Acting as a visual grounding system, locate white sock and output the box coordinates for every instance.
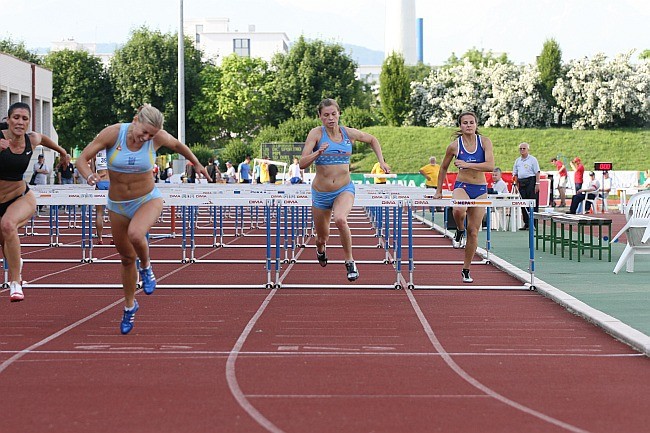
[125,303,136,312]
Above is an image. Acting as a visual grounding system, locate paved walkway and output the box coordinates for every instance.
[421,210,650,355]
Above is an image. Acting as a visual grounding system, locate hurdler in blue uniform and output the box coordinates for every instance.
[300,99,390,282]
[76,104,210,335]
[433,111,495,284]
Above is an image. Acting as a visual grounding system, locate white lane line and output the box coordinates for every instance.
[0,350,641,357]
[0,229,243,374]
[225,288,286,433]
[404,287,590,433]
[246,394,490,399]
[0,298,124,374]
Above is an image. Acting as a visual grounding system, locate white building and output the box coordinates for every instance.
[0,53,59,182]
[51,39,114,69]
[184,18,289,64]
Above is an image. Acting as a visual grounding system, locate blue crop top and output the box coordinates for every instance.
[456,135,485,164]
[107,123,156,174]
[314,126,352,165]
[0,131,33,181]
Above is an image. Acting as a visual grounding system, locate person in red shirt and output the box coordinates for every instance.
[551,157,568,207]
[570,157,585,193]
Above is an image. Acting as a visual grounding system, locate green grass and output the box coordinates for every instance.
[350,126,650,173]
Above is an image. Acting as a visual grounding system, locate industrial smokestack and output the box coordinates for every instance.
[384,0,417,65]
[417,18,423,63]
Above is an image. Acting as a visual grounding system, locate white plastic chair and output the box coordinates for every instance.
[611,190,650,273]
[579,193,598,214]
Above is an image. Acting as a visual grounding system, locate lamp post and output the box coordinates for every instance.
[178,0,186,145]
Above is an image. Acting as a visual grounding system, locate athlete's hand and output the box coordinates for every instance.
[0,137,11,151]
[380,162,391,174]
[454,160,467,169]
[197,164,212,183]
[316,143,329,154]
[87,173,98,186]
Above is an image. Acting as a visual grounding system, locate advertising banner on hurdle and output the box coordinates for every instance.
[351,173,425,187]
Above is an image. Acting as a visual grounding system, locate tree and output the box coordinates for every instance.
[188,64,223,143]
[270,36,362,122]
[109,27,204,143]
[444,47,511,68]
[0,38,42,64]
[190,54,273,144]
[379,52,411,126]
[537,39,563,119]
[406,63,432,83]
[640,50,650,61]
[43,49,115,152]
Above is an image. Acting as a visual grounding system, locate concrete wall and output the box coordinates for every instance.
[0,53,58,183]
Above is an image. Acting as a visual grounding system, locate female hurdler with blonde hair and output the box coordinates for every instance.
[76,104,211,334]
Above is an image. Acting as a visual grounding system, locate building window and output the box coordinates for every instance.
[233,38,250,57]
[195,25,203,43]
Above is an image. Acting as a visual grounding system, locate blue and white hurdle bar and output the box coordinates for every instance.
[8,184,536,290]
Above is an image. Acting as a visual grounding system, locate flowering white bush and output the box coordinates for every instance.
[483,63,551,128]
[553,52,650,129]
[409,60,551,128]
[409,61,490,127]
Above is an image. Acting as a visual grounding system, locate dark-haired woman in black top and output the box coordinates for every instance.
[0,102,67,301]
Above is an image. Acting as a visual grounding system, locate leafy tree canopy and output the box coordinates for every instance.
[0,38,42,64]
[44,49,115,152]
[270,36,362,122]
[445,47,511,68]
[109,27,204,144]
[380,52,411,126]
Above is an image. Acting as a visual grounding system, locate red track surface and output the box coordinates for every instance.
[1,209,648,433]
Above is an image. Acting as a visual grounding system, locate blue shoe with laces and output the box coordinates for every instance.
[138,265,156,295]
[120,300,139,335]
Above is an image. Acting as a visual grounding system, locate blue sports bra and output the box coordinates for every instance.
[456,135,485,164]
[107,123,156,174]
[314,126,352,165]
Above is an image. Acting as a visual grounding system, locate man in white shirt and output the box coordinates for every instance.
[33,154,50,185]
[512,142,540,230]
[568,171,600,214]
[490,167,509,194]
[225,161,237,183]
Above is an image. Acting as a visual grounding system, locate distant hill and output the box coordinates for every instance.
[33,42,120,56]
[343,44,384,65]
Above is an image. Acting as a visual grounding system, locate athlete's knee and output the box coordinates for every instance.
[0,218,18,236]
[316,233,329,246]
[120,255,137,267]
[127,226,148,245]
[333,214,349,230]
[466,225,480,238]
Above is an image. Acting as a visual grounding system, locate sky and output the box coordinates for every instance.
[1,0,648,65]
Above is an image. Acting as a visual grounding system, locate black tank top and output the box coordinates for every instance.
[0,131,33,181]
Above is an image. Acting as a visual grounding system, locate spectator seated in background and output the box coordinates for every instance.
[601,170,612,211]
[568,171,600,214]
[488,167,509,194]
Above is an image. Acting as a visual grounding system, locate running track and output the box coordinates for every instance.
[0,208,648,433]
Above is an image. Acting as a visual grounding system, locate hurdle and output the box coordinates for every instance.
[17,184,537,291]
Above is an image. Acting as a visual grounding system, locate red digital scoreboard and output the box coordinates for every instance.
[594,162,613,171]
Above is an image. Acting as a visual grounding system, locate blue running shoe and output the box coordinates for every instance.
[139,265,156,295]
[120,300,139,335]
